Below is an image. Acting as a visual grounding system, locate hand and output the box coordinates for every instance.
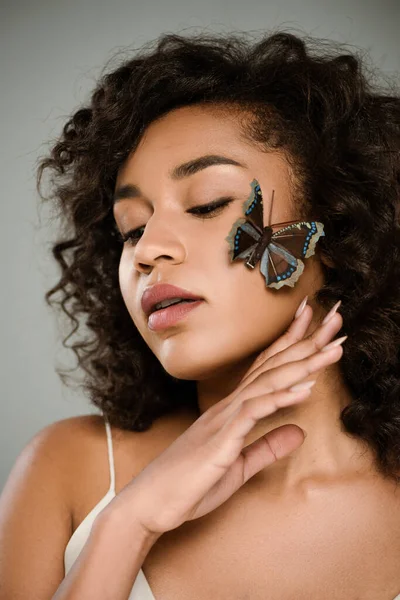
[108,299,345,538]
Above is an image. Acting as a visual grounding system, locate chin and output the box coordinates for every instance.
[157,359,219,381]
[156,348,246,383]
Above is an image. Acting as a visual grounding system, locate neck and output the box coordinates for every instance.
[196,361,377,495]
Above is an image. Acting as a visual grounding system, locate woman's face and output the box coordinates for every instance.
[113,104,325,381]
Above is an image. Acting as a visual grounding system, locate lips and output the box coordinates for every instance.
[141,283,204,317]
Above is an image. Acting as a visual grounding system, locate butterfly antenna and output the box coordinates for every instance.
[268,190,274,226]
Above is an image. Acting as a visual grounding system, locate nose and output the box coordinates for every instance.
[132,216,187,274]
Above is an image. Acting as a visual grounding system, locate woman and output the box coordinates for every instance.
[1,29,399,599]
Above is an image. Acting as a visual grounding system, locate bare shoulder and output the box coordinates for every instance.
[0,408,194,512]
[0,410,198,597]
[0,414,109,596]
[0,414,106,513]
[67,409,199,530]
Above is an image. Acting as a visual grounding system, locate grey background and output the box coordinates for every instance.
[1,0,399,490]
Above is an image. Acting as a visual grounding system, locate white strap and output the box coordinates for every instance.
[103,415,116,494]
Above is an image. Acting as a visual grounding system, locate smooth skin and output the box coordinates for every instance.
[0,300,344,599]
[101,300,346,537]
[1,103,400,599]
[114,103,377,486]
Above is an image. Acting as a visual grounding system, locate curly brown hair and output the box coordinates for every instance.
[36,29,400,481]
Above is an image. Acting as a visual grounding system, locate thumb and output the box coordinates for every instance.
[241,424,307,484]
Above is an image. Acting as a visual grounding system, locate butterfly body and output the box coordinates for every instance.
[225,179,325,289]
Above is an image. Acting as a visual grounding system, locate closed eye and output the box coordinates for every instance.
[117,196,234,245]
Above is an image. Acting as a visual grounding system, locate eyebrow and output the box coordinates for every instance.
[113,154,247,205]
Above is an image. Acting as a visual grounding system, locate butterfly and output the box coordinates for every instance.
[225,179,325,289]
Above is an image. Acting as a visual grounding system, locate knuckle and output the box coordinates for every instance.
[261,376,279,393]
[308,335,322,352]
[236,400,253,421]
[284,327,302,348]
[303,364,313,377]
[269,396,280,414]
[263,435,278,461]
[254,347,269,365]
[301,357,314,375]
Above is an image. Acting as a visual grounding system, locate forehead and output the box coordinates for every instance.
[116,105,253,182]
[114,104,297,221]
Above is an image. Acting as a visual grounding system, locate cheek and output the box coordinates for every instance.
[210,267,283,344]
[118,253,140,322]
[192,254,284,360]
[210,255,325,355]
[118,254,130,301]
[197,231,281,334]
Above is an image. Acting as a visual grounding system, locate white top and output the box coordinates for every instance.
[63,415,400,600]
[63,415,156,599]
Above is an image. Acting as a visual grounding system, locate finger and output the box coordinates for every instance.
[239,303,314,387]
[253,310,344,381]
[256,304,314,363]
[249,339,344,402]
[209,386,313,469]
[211,306,341,419]
[200,424,305,507]
[241,424,306,484]
[232,311,343,407]
[225,340,343,416]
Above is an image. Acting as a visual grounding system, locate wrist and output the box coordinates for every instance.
[93,501,161,554]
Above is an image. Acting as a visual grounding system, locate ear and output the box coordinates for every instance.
[319,252,335,269]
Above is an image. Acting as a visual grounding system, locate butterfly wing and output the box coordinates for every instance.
[260,244,305,289]
[271,221,325,260]
[225,217,260,262]
[261,221,325,289]
[225,178,264,264]
[242,179,264,230]
[225,177,325,289]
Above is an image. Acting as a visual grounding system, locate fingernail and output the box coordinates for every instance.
[289,379,316,392]
[322,300,342,325]
[295,295,308,319]
[321,335,348,352]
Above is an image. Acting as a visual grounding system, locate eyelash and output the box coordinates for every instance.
[116,197,234,245]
